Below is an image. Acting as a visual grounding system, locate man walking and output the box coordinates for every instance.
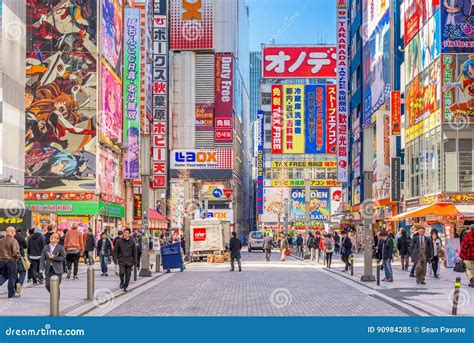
[379,231,394,282]
[263,233,273,262]
[39,233,66,297]
[229,232,242,272]
[460,224,474,287]
[27,227,45,284]
[296,234,303,258]
[397,228,411,271]
[279,233,289,262]
[410,226,434,285]
[132,229,142,269]
[314,232,322,263]
[340,230,353,272]
[113,228,137,292]
[0,227,20,298]
[97,232,112,276]
[64,224,84,280]
[14,228,27,297]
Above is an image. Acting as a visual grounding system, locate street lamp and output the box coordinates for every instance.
[139,134,151,277]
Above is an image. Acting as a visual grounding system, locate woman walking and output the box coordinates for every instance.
[324,233,335,268]
[431,230,442,278]
[84,228,96,266]
[279,233,289,262]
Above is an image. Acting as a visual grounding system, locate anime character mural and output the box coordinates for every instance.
[25,0,97,190]
[101,0,123,75]
[97,147,123,198]
[443,54,474,118]
[124,127,139,178]
[101,62,123,144]
[441,0,474,53]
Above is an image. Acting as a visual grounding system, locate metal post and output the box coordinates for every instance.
[87,267,94,300]
[50,275,60,316]
[305,178,310,230]
[139,134,152,277]
[350,255,354,276]
[376,260,380,286]
[184,179,190,261]
[452,277,461,315]
[134,265,138,281]
[155,253,161,272]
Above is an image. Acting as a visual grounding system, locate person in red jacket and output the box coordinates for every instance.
[460,224,474,287]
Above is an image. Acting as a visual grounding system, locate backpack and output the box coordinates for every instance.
[325,239,334,252]
[391,238,398,255]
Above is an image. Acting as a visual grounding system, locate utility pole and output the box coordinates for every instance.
[139,134,151,277]
[183,178,190,261]
[305,176,311,230]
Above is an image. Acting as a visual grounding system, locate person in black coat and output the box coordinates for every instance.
[229,232,242,272]
[84,228,96,265]
[410,227,434,285]
[334,232,340,254]
[397,229,412,271]
[340,230,353,272]
[39,233,66,297]
[113,229,137,292]
[97,232,112,276]
[14,229,27,295]
[380,231,394,282]
[27,227,46,284]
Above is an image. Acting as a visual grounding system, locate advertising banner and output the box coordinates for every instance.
[289,188,330,221]
[391,90,401,136]
[441,1,474,53]
[390,157,401,202]
[442,54,474,122]
[133,193,142,220]
[330,187,342,218]
[123,8,141,180]
[101,0,123,76]
[151,0,168,188]
[404,0,420,45]
[101,61,123,145]
[0,209,32,233]
[373,111,390,201]
[170,0,213,50]
[257,110,265,215]
[283,85,305,154]
[207,209,234,223]
[362,0,389,44]
[363,10,391,125]
[97,147,123,199]
[326,84,337,154]
[262,46,337,79]
[272,180,341,187]
[170,149,233,170]
[305,85,326,154]
[272,161,337,168]
[271,85,283,154]
[337,7,349,182]
[195,103,214,131]
[214,53,233,142]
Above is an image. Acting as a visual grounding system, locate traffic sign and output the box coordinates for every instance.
[212,188,223,198]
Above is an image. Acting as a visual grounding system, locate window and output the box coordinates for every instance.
[261,92,271,105]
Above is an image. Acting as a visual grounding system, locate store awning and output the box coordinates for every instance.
[455,204,474,218]
[390,202,460,221]
[149,209,168,231]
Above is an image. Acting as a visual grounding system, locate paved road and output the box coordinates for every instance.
[95,251,409,316]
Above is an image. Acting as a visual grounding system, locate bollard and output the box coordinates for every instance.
[87,266,94,301]
[156,254,161,273]
[376,260,380,286]
[50,275,60,316]
[350,255,354,276]
[452,277,461,315]
[134,265,138,281]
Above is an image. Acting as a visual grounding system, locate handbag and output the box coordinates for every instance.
[21,254,31,270]
[285,248,291,256]
[454,260,465,273]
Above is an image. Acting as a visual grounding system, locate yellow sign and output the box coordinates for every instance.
[272,161,337,168]
[271,179,341,187]
[283,85,305,153]
[406,110,440,142]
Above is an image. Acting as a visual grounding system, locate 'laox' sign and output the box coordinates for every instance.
[171,149,233,170]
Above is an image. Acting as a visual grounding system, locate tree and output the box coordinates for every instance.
[265,168,288,237]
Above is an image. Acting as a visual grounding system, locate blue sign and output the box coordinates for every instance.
[257,110,265,215]
[305,85,326,153]
[212,188,223,198]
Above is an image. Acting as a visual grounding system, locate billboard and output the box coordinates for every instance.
[133,193,142,220]
[363,10,391,125]
[289,188,330,221]
[305,85,326,154]
[25,0,97,191]
[326,85,337,154]
[373,111,391,201]
[214,53,233,142]
[195,103,214,131]
[271,85,283,154]
[283,85,305,154]
[272,161,337,168]
[101,61,123,145]
[170,0,213,50]
[102,0,123,76]
[262,46,337,79]
[272,180,341,187]
[330,187,342,218]
[123,8,141,180]
[170,149,233,170]
[442,54,474,122]
[151,0,168,189]
[420,10,441,72]
[97,147,123,199]
[337,7,349,182]
[441,1,474,53]
[257,110,265,215]
[362,0,390,44]
[404,0,440,45]
[391,91,401,136]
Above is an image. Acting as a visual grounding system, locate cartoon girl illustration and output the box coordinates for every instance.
[443,55,474,115]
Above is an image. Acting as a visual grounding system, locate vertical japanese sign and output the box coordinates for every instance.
[151,0,168,189]
[124,8,141,180]
[283,85,305,154]
[195,103,214,131]
[337,5,349,182]
[391,90,401,136]
[305,85,326,154]
[326,84,337,155]
[390,157,401,202]
[257,110,265,215]
[214,53,233,142]
[133,193,143,220]
[442,54,455,122]
[271,85,283,154]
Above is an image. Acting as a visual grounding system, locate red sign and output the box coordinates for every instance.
[223,189,233,199]
[262,46,337,79]
[391,91,401,136]
[326,84,337,154]
[193,228,206,241]
[404,1,420,45]
[271,85,283,154]
[214,53,233,142]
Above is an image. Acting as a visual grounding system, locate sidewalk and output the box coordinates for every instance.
[0,260,166,316]
[292,251,474,316]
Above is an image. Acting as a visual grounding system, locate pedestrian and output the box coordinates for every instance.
[59,229,68,273]
[44,224,54,245]
[410,226,434,285]
[132,228,142,269]
[14,228,27,297]
[84,228,96,266]
[409,229,419,277]
[397,228,412,271]
[26,227,34,283]
[97,232,112,276]
[324,233,335,268]
[0,227,20,298]
[334,231,340,254]
[296,234,303,258]
[319,233,325,263]
[263,233,273,262]
[64,224,84,280]
[460,224,474,287]
[113,228,137,292]
[307,233,315,262]
[376,230,384,271]
[314,232,322,263]
[27,226,45,284]
[431,230,442,278]
[279,233,289,262]
[379,231,394,282]
[229,232,242,272]
[39,233,66,297]
[180,235,186,256]
[340,230,353,272]
[113,230,123,248]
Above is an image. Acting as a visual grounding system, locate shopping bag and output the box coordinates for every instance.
[114,264,120,276]
[285,248,291,256]
[454,260,465,273]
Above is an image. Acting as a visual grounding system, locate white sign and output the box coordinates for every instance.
[170,149,233,170]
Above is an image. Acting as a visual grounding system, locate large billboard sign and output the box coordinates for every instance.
[257,110,265,215]
[283,85,305,154]
[337,6,349,182]
[326,85,337,154]
[123,8,141,180]
[102,0,123,76]
[170,149,233,170]
[404,0,440,46]
[362,0,389,44]
[214,53,233,142]
[170,0,213,50]
[262,46,337,79]
[289,188,330,221]
[195,103,214,131]
[441,1,474,53]
[271,85,283,154]
[305,85,327,154]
